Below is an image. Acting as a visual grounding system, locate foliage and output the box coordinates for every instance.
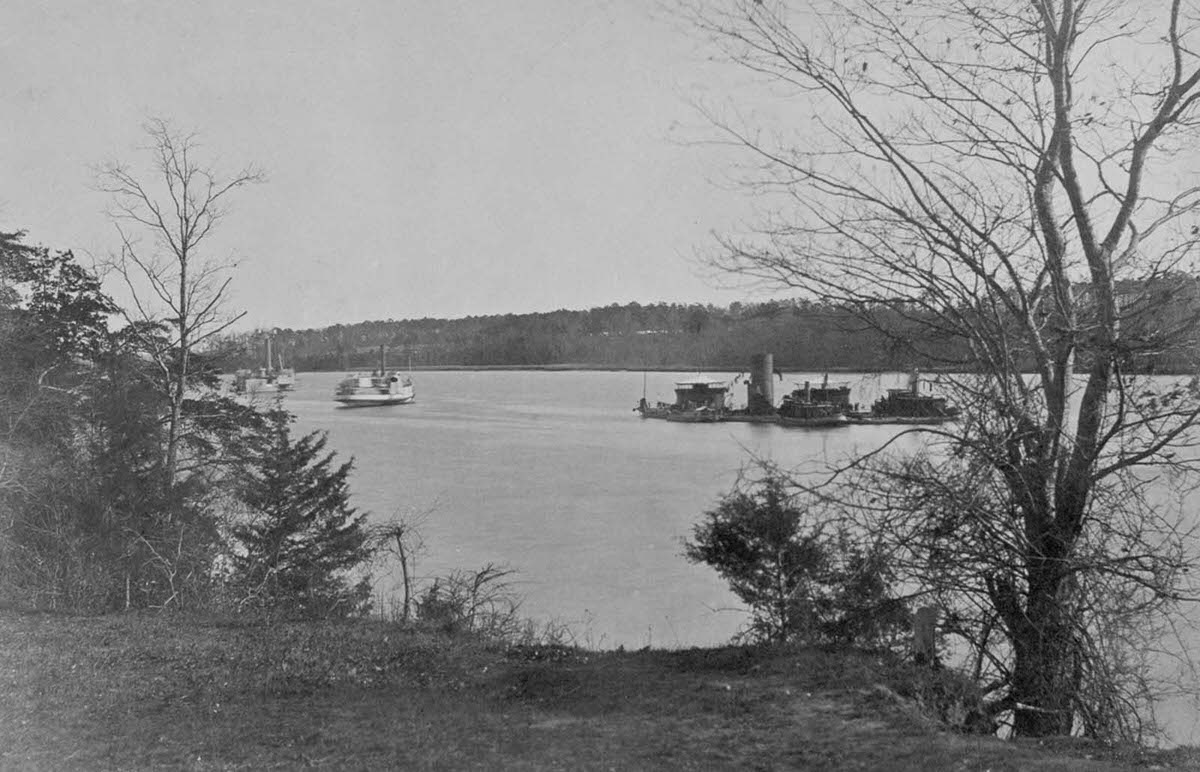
[0,233,114,441]
[0,231,256,611]
[2,123,271,612]
[0,232,137,610]
[685,471,909,646]
[230,410,372,619]
[1,226,308,615]
[0,235,115,364]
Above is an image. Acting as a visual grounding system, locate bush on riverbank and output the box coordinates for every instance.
[685,471,910,649]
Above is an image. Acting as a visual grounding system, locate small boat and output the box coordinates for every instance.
[335,346,415,407]
[636,376,731,421]
[234,336,296,394]
[849,370,960,424]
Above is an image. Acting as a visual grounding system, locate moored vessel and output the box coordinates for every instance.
[234,336,296,394]
[632,358,964,427]
[636,376,731,421]
[850,370,960,424]
[776,376,851,428]
[335,346,415,407]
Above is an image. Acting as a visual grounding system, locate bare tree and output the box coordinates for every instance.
[369,507,432,623]
[96,119,263,482]
[679,0,1200,738]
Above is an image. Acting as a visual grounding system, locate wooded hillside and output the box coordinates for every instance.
[232,288,1200,374]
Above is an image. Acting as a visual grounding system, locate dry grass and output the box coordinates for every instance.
[0,611,1195,770]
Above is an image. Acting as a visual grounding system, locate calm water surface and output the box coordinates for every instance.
[280,369,1197,743]
[284,369,920,648]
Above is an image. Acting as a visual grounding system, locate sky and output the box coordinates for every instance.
[0,1,766,331]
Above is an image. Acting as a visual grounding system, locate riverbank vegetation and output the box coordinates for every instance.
[0,126,377,619]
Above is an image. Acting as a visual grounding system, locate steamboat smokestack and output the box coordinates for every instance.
[747,353,775,414]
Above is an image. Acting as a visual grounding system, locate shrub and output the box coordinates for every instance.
[415,564,520,638]
[685,471,908,647]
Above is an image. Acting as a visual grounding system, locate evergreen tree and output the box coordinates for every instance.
[685,471,908,647]
[684,475,834,644]
[231,410,372,618]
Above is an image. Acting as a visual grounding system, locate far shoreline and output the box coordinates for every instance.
[296,364,1200,376]
[307,364,961,374]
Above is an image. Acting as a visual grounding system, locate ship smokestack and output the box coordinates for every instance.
[747,353,775,415]
[910,368,920,396]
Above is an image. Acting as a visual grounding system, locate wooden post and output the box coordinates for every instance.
[913,606,938,667]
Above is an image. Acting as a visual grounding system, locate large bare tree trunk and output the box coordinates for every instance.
[679,0,1200,738]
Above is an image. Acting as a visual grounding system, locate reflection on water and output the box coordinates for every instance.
[280,368,1197,745]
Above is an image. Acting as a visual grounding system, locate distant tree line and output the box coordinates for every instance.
[232,285,1200,374]
[229,300,960,372]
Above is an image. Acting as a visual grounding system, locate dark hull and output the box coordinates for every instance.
[848,414,958,425]
[335,396,416,407]
[663,410,722,423]
[778,415,850,428]
[721,412,784,424]
[640,408,852,427]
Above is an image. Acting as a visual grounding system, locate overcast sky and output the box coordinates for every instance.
[1,1,768,331]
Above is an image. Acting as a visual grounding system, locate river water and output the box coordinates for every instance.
[280,369,1197,744]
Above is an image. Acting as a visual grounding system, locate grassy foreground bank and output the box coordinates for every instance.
[2,612,1196,771]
